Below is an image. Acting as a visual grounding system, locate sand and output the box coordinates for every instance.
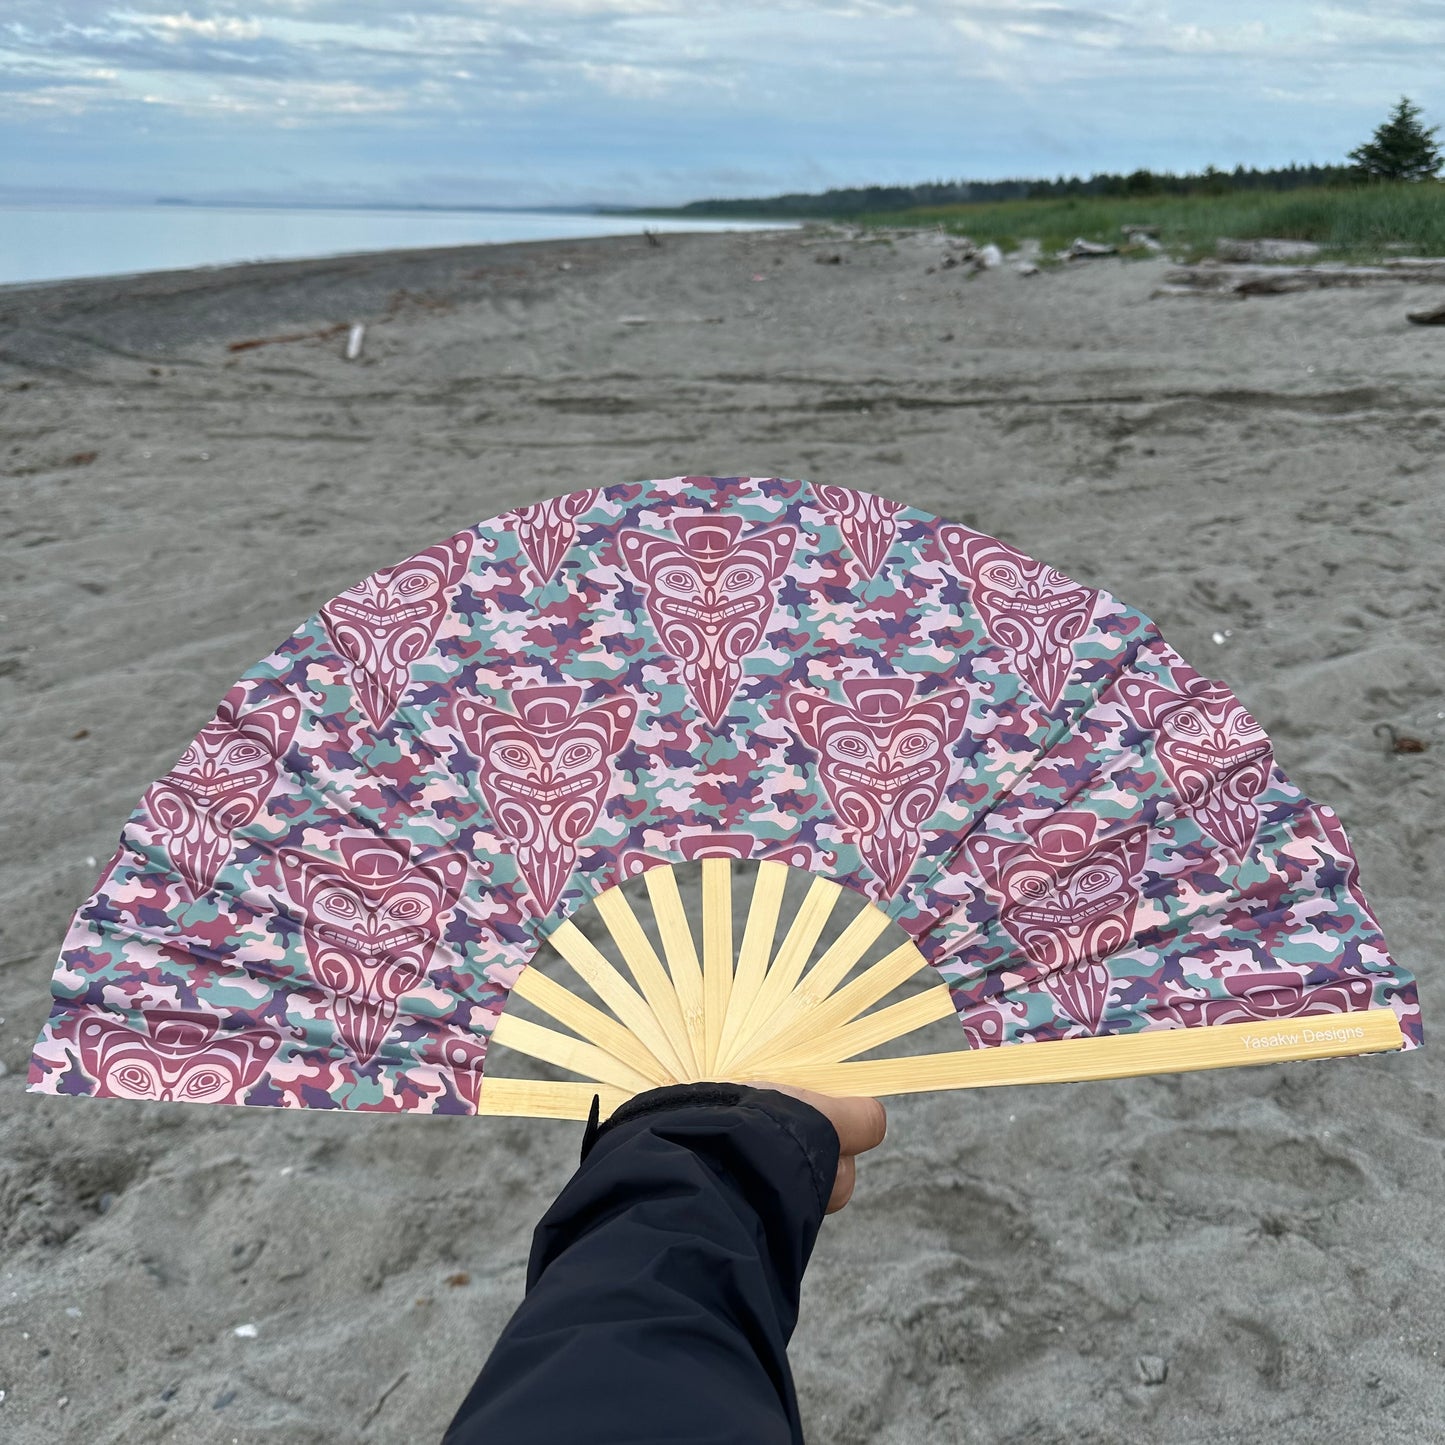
[1,225,1442,1444]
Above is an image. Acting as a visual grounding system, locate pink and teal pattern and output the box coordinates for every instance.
[27,477,1422,1112]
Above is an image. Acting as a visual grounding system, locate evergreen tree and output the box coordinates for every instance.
[1197,164,1230,196]
[1349,97,1442,181]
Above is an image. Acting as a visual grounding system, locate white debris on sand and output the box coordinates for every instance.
[1062,236,1117,260]
[1122,224,1164,253]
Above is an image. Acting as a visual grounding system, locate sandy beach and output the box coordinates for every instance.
[2,225,1442,1443]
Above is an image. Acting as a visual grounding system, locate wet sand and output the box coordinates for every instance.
[1,226,1442,1443]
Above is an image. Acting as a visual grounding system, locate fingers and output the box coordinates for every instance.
[740,1079,888,1217]
[827,1153,856,1214]
[751,1081,886,1158]
[828,1093,888,1159]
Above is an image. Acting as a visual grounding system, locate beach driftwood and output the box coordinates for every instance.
[1216,237,1321,263]
[1160,260,1445,298]
[228,323,347,353]
[1064,237,1116,259]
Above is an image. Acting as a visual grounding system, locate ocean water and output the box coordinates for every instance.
[0,203,791,287]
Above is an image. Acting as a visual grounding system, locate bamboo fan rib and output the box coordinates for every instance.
[701,858,734,1075]
[477,861,1407,1122]
[591,888,700,1080]
[545,920,689,1081]
[726,876,843,1066]
[715,860,788,1071]
[729,935,920,1073]
[643,865,707,1066]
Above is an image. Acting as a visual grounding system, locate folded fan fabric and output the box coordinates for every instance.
[28,475,1420,1112]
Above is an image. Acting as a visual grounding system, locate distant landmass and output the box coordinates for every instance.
[146,198,612,215]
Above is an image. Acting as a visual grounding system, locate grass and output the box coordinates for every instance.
[854,182,1445,262]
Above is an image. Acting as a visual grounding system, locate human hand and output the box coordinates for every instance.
[740,1080,887,1214]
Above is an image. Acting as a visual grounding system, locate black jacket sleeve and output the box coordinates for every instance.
[442,1082,841,1445]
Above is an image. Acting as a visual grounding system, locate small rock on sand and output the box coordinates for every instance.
[1135,1355,1170,1386]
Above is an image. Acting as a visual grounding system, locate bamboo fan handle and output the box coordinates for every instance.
[477,1077,630,1121]
[750,1009,1407,1097]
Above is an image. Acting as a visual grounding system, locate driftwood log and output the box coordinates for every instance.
[1158,259,1445,300]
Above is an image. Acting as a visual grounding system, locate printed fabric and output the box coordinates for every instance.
[27,477,1421,1111]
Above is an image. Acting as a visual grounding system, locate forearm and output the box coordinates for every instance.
[443,1083,840,1445]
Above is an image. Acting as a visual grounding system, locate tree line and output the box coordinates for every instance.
[677,164,1356,217]
[675,98,1442,218]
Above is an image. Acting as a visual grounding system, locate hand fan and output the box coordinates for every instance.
[28,476,1421,1121]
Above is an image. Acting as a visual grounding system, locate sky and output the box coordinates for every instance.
[2,2,1443,208]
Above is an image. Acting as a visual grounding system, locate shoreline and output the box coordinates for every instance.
[0,230,726,374]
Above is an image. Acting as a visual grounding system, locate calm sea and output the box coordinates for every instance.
[0,204,792,287]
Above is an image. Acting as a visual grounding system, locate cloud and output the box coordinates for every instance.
[128,11,265,39]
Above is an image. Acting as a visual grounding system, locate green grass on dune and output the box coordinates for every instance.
[858,183,1445,261]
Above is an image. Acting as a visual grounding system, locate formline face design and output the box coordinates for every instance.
[1164,973,1374,1029]
[321,534,472,730]
[278,837,468,1064]
[814,483,905,580]
[621,514,796,727]
[513,488,598,587]
[144,683,301,895]
[1120,669,1272,862]
[788,675,973,897]
[453,685,637,917]
[75,1013,280,1104]
[964,814,1148,978]
[619,832,821,879]
[942,526,1098,710]
[437,1031,488,1112]
[1045,963,1113,1034]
